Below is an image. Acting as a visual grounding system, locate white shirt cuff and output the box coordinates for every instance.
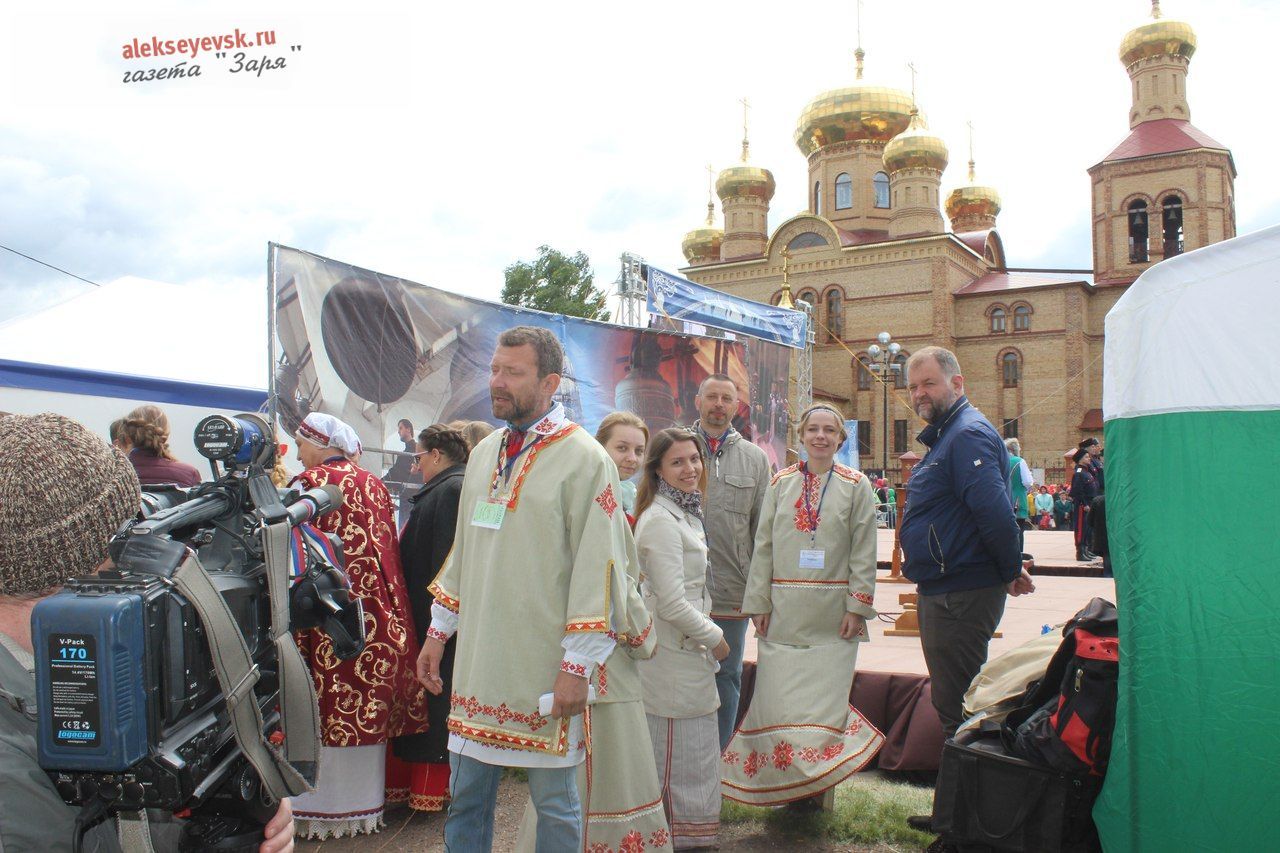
[428,601,458,641]
[559,631,615,679]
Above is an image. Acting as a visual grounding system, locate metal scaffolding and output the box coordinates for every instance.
[613,252,647,327]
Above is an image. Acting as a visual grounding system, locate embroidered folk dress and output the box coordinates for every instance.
[720,462,885,806]
[289,456,430,837]
[428,405,656,773]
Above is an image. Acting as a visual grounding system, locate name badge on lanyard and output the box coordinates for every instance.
[472,498,507,529]
[799,549,826,570]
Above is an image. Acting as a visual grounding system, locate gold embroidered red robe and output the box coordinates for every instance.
[293,457,429,746]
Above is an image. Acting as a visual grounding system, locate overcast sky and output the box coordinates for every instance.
[2,0,1276,346]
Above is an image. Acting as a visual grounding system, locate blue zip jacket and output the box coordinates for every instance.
[899,396,1022,595]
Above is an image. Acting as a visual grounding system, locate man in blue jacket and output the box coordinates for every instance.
[899,347,1035,742]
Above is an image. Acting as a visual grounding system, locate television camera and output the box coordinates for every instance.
[32,413,365,851]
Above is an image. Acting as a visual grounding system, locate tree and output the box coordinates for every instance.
[501,245,609,321]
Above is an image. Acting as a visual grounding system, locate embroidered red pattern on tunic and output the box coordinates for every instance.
[742,751,766,778]
[722,750,741,766]
[597,663,608,696]
[793,469,822,533]
[566,618,609,633]
[425,626,451,643]
[560,660,587,677]
[619,830,646,853]
[849,590,874,606]
[488,423,578,511]
[799,746,823,763]
[772,741,795,770]
[649,828,670,847]
[607,619,652,648]
[450,692,548,731]
[428,581,460,613]
[595,484,618,518]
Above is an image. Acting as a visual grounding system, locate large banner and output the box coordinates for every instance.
[270,246,793,482]
[647,266,808,349]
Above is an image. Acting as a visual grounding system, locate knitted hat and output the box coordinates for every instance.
[0,413,141,595]
[1079,437,1099,450]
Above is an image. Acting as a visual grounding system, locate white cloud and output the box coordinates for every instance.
[1,0,1275,349]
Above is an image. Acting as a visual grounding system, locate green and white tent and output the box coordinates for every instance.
[1094,224,1280,851]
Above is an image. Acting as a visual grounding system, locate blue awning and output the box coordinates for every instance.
[0,358,267,412]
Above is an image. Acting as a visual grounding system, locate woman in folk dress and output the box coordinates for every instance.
[721,404,884,806]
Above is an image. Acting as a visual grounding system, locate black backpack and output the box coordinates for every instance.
[1002,598,1119,777]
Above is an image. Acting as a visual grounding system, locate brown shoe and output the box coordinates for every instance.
[907,814,934,832]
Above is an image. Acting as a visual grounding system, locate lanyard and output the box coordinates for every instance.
[495,430,543,486]
[801,463,834,545]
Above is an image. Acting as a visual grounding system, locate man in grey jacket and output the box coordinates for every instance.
[693,374,771,751]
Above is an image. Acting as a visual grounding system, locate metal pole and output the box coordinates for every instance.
[266,243,277,432]
[881,358,889,475]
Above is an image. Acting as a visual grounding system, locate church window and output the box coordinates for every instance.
[893,419,908,454]
[856,354,873,390]
[835,173,853,210]
[1002,352,1021,388]
[1013,304,1031,331]
[825,289,844,341]
[1128,200,1149,263]
[797,289,818,313]
[814,181,822,215]
[906,186,915,205]
[874,172,890,208]
[893,352,908,389]
[1002,418,1019,439]
[1174,74,1181,94]
[990,307,1007,333]
[786,231,830,251]
[1162,195,1184,258]
[857,421,872,456]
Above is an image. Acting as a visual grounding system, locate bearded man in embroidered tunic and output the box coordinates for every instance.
[418,326,656,853]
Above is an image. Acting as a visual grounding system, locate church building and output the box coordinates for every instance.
[677,2,1236,474]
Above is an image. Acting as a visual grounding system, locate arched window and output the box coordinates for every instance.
[1002,352,1021,388]
[1013,304,1031,331]
[857,354,873,390]
[786,231,829,251]
[825,289,844,341]
[873,172,890,208]
[1128,199,1149,263]
[1162,195,1184,258]
[814,181,822,215]
[797,289,818,313]
[893,352,909,389]
[990,307,1007,333]
[835,173,853,210]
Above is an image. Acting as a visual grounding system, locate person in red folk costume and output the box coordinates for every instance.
[288,412,430,839]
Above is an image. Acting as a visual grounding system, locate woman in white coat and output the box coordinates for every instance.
[635,428,730,850]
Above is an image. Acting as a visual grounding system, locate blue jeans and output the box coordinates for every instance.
[713,616,750,752]
[445,752,581,853]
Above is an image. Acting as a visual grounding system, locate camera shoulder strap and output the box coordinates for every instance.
[171,545,314,801]
[261,519,323,781]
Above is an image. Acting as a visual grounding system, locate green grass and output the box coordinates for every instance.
[721,773,937,849]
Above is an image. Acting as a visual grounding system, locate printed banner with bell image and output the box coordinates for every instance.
[270,245,794,487]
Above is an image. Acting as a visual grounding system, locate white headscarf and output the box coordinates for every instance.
[297,412,362,456]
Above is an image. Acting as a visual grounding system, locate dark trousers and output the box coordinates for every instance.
[918,584,1008,739]
[1073,503,1091,555]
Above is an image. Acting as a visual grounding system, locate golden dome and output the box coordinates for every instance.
[946,184,1001,222]
[1119,17,1196,67]
[794,85,915,156]
[883,111,949,173]
[682,225,723,264]
[715,165,776,202]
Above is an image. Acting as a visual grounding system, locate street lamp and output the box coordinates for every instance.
[865,331,902,477]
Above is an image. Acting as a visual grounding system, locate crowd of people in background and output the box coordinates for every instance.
[0,331,1109,852]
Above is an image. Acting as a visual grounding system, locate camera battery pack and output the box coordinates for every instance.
[33,590,149,772]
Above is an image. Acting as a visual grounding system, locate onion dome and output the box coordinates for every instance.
[1119,4,1195,68]
[946,163,1001,222]
[715,165,776,202]
[794,84,915,156]
[682,223,723,264]
[883,110,949,173]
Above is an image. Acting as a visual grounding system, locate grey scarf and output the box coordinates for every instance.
[658,480,703,520]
